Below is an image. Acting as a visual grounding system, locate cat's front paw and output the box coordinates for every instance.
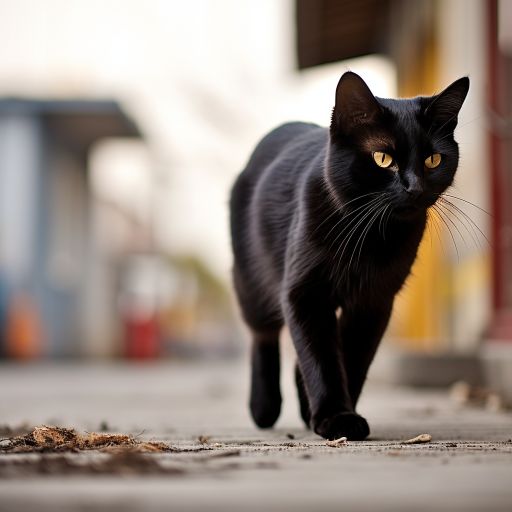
[314,412,370,440]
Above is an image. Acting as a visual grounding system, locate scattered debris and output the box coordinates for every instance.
[0,424,32,438]
[0,426,174,454]
[195,449,241,460]
[0,452,185,478]
[450,381,505,411]
[450,381,472,404]
[401,434,432,444]
[326,437,348,448]
[99,421,110,432]
[486,393,504,412]
[102,441,172,454]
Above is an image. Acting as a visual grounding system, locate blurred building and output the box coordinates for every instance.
[0,98,242,360]
[0,99,140,357]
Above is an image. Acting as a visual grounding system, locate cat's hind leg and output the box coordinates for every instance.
[250,328,282,428]
[232,265,283,428]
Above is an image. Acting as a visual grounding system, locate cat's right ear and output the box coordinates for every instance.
[331,72,381,135]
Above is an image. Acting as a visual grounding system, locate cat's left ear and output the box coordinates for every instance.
[424,77,470,131]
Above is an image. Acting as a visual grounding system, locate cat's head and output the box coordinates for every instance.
[326,72,469,219]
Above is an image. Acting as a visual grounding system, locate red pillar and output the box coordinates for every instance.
[487,0,512,341]
[488,0,502,312]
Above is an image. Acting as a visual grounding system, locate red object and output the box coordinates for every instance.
[124,314,160,359]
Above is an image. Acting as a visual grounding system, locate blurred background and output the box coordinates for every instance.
[0,0,510,396]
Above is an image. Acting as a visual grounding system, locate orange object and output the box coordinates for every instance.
[6,293,43,359]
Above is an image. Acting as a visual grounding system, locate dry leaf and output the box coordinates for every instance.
[326,437,348,447]
[0,425,172,454]
[32,426,77,447]
[402,433,432,444]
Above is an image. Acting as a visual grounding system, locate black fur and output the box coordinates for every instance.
[230,72,469,440]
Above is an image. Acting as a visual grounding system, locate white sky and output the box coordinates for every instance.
[0,0,395,281]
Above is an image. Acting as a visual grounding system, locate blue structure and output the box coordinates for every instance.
[0,99,141,357]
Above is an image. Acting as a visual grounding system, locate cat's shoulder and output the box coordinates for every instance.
[268,121,322,137]
[256,122,324,151]
[242,122,324,175]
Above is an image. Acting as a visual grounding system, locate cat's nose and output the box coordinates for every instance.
[403,174,424,199]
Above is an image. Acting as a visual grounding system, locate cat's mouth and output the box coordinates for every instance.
[394,203,426,218]
[394,195,437,218]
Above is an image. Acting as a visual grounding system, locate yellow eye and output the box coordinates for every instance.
[425,153,441,169]
[373,151,393,168]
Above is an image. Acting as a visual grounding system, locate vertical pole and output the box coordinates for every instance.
[487,0,503,312]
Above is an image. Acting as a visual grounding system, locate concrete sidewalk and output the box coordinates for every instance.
[0,359,511,512]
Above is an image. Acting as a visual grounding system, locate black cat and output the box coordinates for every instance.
[229,72,469,440]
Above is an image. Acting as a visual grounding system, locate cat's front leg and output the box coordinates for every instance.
[340,303,393,407]
[282,285,370,440]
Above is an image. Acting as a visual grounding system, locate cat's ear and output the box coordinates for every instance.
[424,77,470,132]
[331,72,381,135]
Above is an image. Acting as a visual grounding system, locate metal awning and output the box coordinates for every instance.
[0,98,141,151]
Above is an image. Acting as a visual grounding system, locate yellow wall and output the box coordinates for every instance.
[388,28,449,351]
